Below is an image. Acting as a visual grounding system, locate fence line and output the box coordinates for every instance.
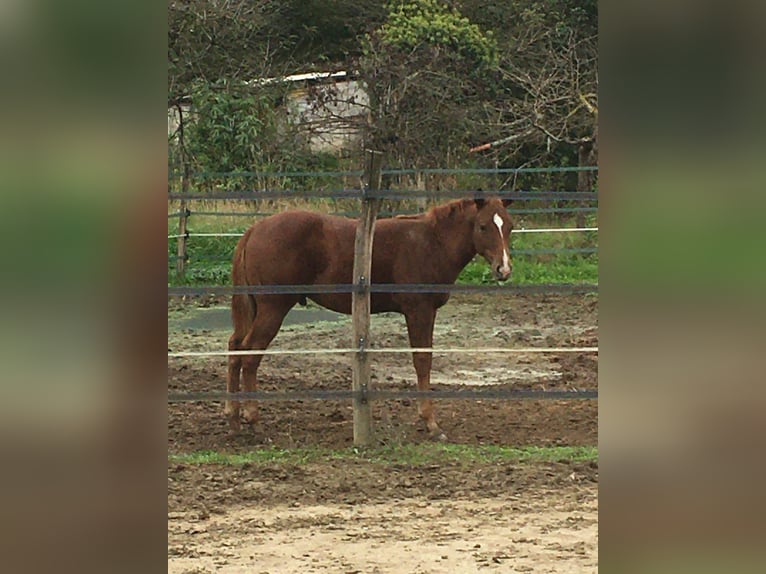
[385,166,598,176]
[167,165,599,428]
[515,227,597,233]
[168,283,598,297]
[171,206,598,218]
[169,165,598,180]
[167,227,598,240]
[168,388,597,403]
[168,346,598,358]
[167,190,598,202]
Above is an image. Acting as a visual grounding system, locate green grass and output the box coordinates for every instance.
[457,254,597,285]
[168,444,597,466]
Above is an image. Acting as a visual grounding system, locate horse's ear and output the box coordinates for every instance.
[474,188,485,210]
[502,198,513,208]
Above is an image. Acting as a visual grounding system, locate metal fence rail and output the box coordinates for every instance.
[168,282,598,297]
[169,206,599,218]
[169,165,598,180]
[168,388,598,403]
[168,189,599,201]
[168,227,598,240]
[169,346,598,358]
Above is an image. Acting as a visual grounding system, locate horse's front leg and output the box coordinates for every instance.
[404,306,446,441]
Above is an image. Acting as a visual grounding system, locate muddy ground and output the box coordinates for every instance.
[168,292,598,573]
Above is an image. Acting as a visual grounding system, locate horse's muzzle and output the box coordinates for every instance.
[493,265,512,282]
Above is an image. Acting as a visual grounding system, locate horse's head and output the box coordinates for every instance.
[472,197,513,281]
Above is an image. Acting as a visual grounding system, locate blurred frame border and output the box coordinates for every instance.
[0,1,167,573]
[600,0,766,571]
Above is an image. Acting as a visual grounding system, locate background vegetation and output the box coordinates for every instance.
[169,0,597,171]
[167,1,598,285]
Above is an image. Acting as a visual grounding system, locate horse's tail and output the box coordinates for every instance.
[231,227,257,334]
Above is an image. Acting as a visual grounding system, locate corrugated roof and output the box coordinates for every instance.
[247,71,349,87]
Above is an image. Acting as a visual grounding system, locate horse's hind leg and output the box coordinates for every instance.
[240,295,295,429]
[226,336,242,433]
[226,293,255,433]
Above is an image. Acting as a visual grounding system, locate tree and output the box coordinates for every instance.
[258,0,387,66]
[168,0,387,106]
[462,0,598,173]
[167,1,599,178]
[168,1,270,106]
[358,0,499,170]
[168,1,390,177]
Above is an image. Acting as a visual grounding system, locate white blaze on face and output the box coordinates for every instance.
[493,213,511,275]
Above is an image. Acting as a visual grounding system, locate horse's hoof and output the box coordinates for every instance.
[430,431,448,442]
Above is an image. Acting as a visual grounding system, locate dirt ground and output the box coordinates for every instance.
[168,293,598,572]
[168,460,598,573]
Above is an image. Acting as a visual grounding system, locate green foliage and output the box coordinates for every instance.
[169,234,239,285]
[379,0,497,71]
[186,81,282,176]
[262,0,387,65]
[179,80,347,190]
[461,0,596,49]
[169,1,598,171]
[359,1,501,166]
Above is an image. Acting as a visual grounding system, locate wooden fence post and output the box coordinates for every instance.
[176,104,190,279]
[176,199,188,279]
[351,149,383,446]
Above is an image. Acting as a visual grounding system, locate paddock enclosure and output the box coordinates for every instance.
[168,292,598,572]
[168,166,598,572]
[169,292,597,450]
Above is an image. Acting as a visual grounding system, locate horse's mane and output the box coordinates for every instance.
[394,199,475,221]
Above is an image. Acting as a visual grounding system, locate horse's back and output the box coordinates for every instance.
[235,209,453,313]
[237,211,353,286]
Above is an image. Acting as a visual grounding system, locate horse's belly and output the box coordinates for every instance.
[308,294,352,314]
[308,293,401,315]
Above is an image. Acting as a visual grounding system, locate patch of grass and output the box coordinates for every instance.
[168,444,597,466]
[169,449,322,465]
[367,444,597,464]
[457,256,597,285]
[453,227,598,285]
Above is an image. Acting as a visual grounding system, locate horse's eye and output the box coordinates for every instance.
[479,224,487,231]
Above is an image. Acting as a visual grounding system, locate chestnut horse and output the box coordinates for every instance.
[227,197,513,440]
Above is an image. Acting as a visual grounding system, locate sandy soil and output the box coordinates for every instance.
[168,292,598,573]
[168,457,598,574]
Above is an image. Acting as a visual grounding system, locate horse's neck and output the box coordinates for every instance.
[432,212,476,278]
